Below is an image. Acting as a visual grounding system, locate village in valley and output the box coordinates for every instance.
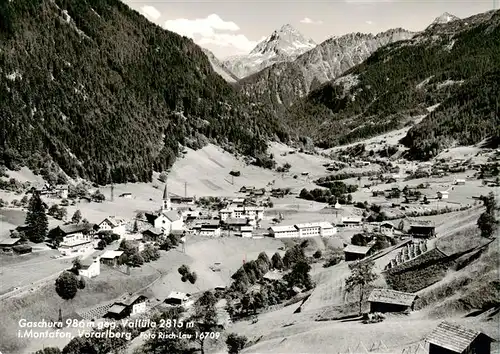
[0,140,499,354]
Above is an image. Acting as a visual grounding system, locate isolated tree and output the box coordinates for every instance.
[313,250,322,259]
[284,261,313,290]
[71,257,82,275]
[82,218,89,224]
[71,210,82,224]
[477,211,497,238]
[271,252,284,270]
[158,172,168,183]
[55,207,68,220]
[25,192,48,242]
[345,260,378,315]
[226,333,247,354]
[55,271,78,300]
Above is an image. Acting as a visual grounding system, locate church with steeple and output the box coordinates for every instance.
[144,180,183,235]
[162,182,172,212]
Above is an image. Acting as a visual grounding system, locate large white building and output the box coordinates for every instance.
[219,206,264,222]
[268,222,337,238]
[98,216,126,236]
[55,224,95,255]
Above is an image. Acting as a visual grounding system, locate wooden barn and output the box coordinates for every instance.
[426,321,494,354]
[343,244,374,261]
[368,288,418,314]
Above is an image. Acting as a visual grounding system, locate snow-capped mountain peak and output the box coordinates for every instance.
[223,24,317,79]
[249,24,316,56]
[431,12,460,25]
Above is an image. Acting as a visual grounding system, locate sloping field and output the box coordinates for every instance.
[0,265,158,354]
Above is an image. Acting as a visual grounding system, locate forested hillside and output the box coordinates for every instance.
[288,10,500,156]
[0,0,287,184]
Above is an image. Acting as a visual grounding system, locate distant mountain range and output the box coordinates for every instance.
[0,1,498,185]
[285,10,500,158]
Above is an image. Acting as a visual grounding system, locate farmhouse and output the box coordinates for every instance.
[80,257,100,278]
[239,225,253,238]
[437,191,449,200]
[219,209,233,222]
[105,294,148,320]
[239,186,255,193]
[343,244,374,261]
[100,250,125,267]
[142,227,164,242]
[55,224,95,255]
[454,179,466,185]
[426,321,494,354]
[164,291,191,306]
[368,288,418,314]
[98,216,126,236]
[341,217,363,228]
[197,220,222,237]
[380,222,395,236]
[119,193,132,198]
[0,237,22,249]
[408,221,436,238]
[223,217,251,230]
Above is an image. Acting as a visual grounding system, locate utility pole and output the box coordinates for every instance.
[111,183,114,202]
[184,182,187,198]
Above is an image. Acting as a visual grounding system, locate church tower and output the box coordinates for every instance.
[162,181,171,212]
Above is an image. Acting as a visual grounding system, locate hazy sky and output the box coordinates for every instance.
[123,0,495,58]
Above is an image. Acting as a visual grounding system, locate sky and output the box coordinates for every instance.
[123,0,496,59]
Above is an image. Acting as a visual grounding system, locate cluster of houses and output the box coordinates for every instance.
[31,183,69,199]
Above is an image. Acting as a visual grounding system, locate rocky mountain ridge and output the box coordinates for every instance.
[222,24,316,79]
[237,28,415,110]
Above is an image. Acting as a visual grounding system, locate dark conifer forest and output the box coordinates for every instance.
[0,0,288,184]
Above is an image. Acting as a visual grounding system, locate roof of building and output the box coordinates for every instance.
[380,221,395,228]
[0,237,22,245]
[269,225,298,233]
[100,250,124,259]
[342,217,363,223]
[368,288,418,307]
[118,294,147,306]
[263,271,283,281]
[407,219,434,227]
[166,291,189,301]
[163,211,181,222]
[100,216,125,228]
[142,227,163,236]
[224,218,249,225]
[107,304,126,314]
[58,223,94,235]
[426,322,492,353]
[343,244,372,255]
[295,222,334,229]
[81,257,98,268]
[201,219,221,227]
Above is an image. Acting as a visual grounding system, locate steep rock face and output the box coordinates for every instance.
[222,24,316,79]
[202,48,239,83]
[237,28,415,109]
